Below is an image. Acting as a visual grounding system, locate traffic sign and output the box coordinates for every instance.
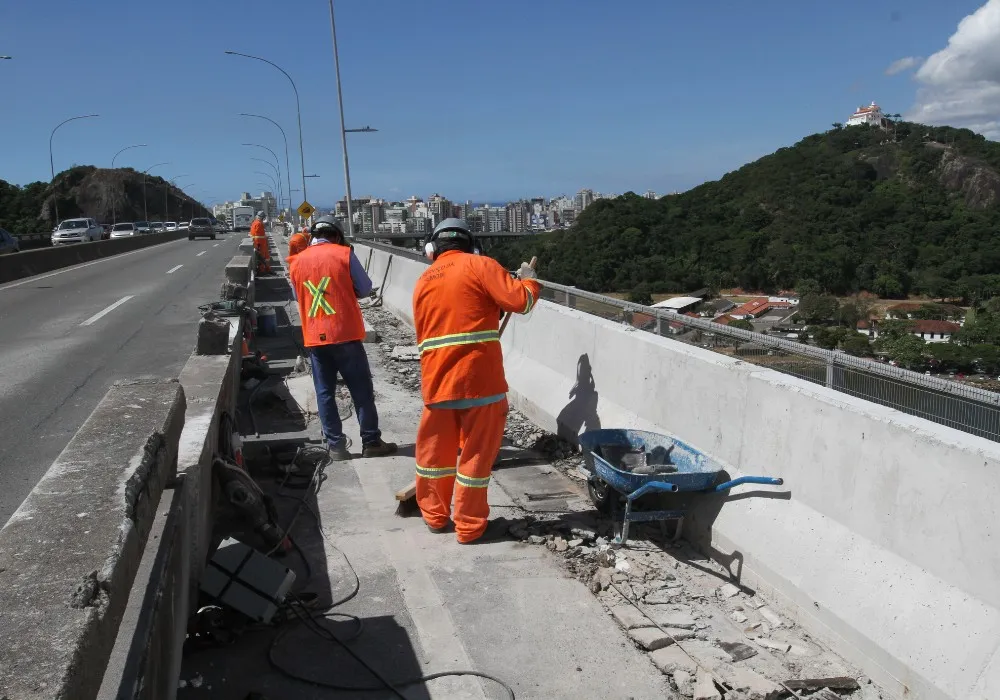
[297,201,315,219]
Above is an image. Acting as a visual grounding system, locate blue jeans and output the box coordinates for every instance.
[309,341,381,448]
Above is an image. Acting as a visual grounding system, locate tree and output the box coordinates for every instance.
[728,319,754,331]
[838,296,875,328]
[799,294,840,323]
[874,321,926,368]
[627,284,653,306]
[811,325,850,349]
[872,273,905,299]
[840,333,873,356]
[796,279,822,298]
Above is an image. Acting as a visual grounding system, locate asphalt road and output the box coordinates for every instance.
[0,234,245,525]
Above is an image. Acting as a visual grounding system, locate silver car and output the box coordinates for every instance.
[52,218,102,245]
[110,222,138,238]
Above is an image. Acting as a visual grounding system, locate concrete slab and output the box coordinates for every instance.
[0,381,185,700]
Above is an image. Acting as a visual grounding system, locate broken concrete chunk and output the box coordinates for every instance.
[719,667,782,700]
[693,669,722,700]
[717,583,741,599]
[554,538,569,552]
[645,606,697,629]
[527,535,545,545]
[672,670,693,696]
[610,604,654,630]
[757,606,783,627]
[568,538,584,547]
[755,638,790,653]
[730,610,749,624]
[718,641,758,662]
[628,627,674,651]
[649,646,697,675]
[389,345,420,361]
[783,677,861,693]
[612,572,629,584]
[747,596,766,609]
[614,558,632,573]
[812,690,843,700]
[644,588,681,605]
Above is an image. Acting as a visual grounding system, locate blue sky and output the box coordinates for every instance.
[0,0,990,205]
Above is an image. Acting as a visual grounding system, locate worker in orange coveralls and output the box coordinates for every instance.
[250,211,271,274]
[412,218,540,543]
[287,224,312,260]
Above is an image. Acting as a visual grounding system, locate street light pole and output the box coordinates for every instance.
[243,145,283,215]
[49,114,99,225]
[239,113,295,224]
[225,52,308,217]
[327,0,356,237]
[111,144,147,224]
[165,175,189,221]
[141,162,170,223]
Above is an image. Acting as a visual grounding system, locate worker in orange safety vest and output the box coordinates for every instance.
[288,216,397,461]
[250,212,271,274]
[412,218,541,543]
[287,224,312,260]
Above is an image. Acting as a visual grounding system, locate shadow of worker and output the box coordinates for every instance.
[556,353,602,444]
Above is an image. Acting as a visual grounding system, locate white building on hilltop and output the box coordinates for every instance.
[846,102,886,128]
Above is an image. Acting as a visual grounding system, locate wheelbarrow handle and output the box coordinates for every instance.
[713,476,784,493]
[627,481,680,501]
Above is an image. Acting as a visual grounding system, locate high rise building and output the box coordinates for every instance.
[428,194,453,227]
[643,190,657,200]
[575,189,594,212]
[506,200,528,232]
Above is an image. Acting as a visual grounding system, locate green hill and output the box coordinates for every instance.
[496,122,1000,302]
[0,166,210,233]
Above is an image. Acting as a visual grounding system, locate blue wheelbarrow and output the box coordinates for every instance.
[579,429,784,547]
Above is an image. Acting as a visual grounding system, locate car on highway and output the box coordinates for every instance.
[177,222,189,230]
[51,218,102,245]
[110,222,139,238]
[150,222,165,234]
[164,222,178,231]
[135,221,153,235]
[187,218,216,240]
[212,218,227,234]
[0,228,20,254]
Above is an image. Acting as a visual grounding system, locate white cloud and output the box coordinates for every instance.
[885,56,921,76]
[908,0,1000,138]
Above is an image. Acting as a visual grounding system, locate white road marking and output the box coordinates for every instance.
[213,244,219,248]
[80,295,134,326]
[197,251,206,257]
[166,264,183,274]
[0,239,185,292]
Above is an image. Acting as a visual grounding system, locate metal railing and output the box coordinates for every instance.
[354,240,1000,442]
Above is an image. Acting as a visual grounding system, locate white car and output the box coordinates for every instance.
[177,222,189,230]
[164,222,178,231]
[110,222,138,238]
[52,218,102,245]
[150,222,165,234]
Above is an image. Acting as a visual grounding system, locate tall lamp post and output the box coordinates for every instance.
[111,144,147,224]
[165,175,189,221]
[50,114,99,225]
[239,113,295,223]
[140,162,170,222]
[244,146,283,212]
[225,52,308,216]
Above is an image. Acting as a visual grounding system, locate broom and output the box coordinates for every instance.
[395,256,537,516]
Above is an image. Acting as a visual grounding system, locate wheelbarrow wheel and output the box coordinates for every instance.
[588,477,614,513]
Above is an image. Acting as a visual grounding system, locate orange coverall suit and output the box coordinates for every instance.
[287,228,311,261]
[412,250,541,542]
[250,219,271,272]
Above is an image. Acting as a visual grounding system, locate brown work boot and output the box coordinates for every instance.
[361,438,397,458]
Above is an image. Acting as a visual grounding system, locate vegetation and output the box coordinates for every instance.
[495,121,1000,304]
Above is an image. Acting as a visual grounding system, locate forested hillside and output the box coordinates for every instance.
[496,122,1000,302]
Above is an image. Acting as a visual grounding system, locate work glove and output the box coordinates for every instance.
[517,262,537,280]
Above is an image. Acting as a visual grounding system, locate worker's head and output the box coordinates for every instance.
[425,218,478,260]
[255,212,265,220]
[310,216,345,244]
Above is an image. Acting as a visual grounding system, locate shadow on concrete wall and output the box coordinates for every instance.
[556,354,602,444]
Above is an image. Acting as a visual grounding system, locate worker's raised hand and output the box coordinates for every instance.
[517,262,537,280]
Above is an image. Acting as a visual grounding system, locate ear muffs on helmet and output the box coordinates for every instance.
[425,228,478,260]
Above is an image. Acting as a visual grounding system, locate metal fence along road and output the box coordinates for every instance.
[356,240,1000,442]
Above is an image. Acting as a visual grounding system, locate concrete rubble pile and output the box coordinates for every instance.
[361,307,885,700]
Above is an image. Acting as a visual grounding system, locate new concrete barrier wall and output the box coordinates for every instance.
[0,231,189,284]
[358,242,1000,700]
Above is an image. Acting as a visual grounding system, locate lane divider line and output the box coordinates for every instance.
[213,243,219,247]
[197,251,206,257]
[80,295,135,327]
[166,264,183,274]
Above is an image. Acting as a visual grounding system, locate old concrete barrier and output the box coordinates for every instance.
[0,231,189,284]
[355,240,1000,700]
[0,381,186,700]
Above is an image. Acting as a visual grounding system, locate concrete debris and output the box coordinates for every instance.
[747,597,766,609]
[755,638,790,653]
[554,538,569,552]
[782,676,860,693]
[671,670,693,696]
[757,606,784,628]
[649,645,696,675]
[693,669,722,700]
[718,667,782,700]
[644,607,697,630]
[612,572,629,584]
[718,641,757,662]
[389,345,420,361]
[527,535,545,545]
[730,610,749,624]
[717,583,741,599]
[644,588,681,605]
[591,568,614,592]
[614,558,632,573]
[610,604,654,630]
[787,641,821,657]
[628,627,674,651]
[811,690,843,700]
[568,538,584,547]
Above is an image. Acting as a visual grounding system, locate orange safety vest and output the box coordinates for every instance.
[289,243,366,347]
[412,250,540,405]
[287,230,311,259]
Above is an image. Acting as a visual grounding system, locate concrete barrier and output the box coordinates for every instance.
[0,231,189,284]
[0,381,186,700]
[356,241,1000,700]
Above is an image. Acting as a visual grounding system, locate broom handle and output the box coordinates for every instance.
[499,256,537,338]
